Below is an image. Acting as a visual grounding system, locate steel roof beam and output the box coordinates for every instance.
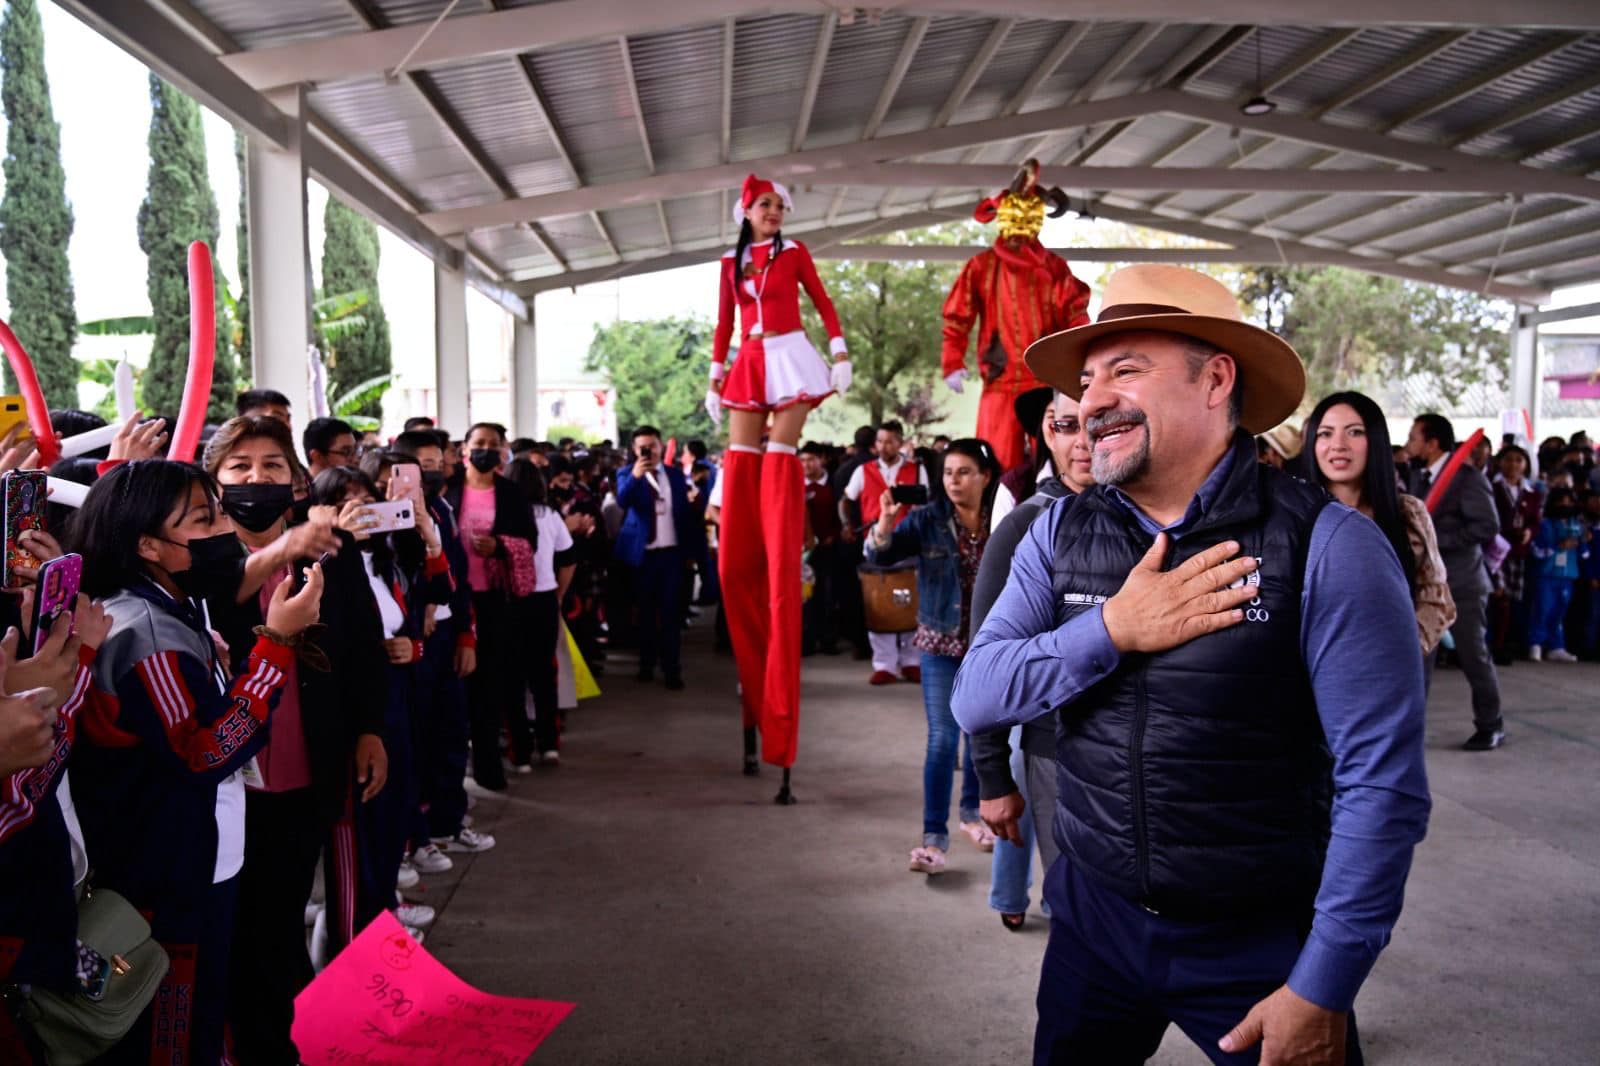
[824,16,928,225]
[1089,198,1552,302]
[950,21,1089,171]
[1395,200,1590,259]
[791,13,835,152]
[818,245,1251,263]
[1449,68,1600,147]
[1026,22,1166,165]
[615,35,673,251]
[217,0,1600,91]
[508,207,961,295]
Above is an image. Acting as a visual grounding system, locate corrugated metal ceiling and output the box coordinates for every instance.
[180,1,1600,298]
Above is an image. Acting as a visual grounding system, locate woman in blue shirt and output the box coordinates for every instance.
[865,439,1002,877]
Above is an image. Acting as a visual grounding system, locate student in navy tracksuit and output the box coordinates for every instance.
[69,460,323,1066]
[313,466,452,924]
[614,425,702,689]
[388,431,483,849]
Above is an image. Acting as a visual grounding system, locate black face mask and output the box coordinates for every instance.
[220,483,297,533]
[421,469,447,496]
[468,448,501,474]
[159,532,244,599]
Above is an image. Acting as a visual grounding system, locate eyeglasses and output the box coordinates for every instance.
[1048,418,1082,435]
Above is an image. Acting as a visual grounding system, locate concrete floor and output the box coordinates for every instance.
[408,623,1600,1065]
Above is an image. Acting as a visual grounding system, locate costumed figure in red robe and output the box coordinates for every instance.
[706,175,851,803]
[941,159,1092,473]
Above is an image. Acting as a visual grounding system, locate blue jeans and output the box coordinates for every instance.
[990,725,1038,913]
[1528,575,1574,651]
[920,652,980,849]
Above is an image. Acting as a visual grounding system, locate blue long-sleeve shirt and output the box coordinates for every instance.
[952,450,1431,1013]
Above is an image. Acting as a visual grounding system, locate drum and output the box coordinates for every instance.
[859,564,918,633]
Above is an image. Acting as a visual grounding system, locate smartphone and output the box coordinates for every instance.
[0,395,29,443]
[3,470,47,587]
[31,553,81,654]
[891,484,929,506]
[388,464,420,500]
[365,499,416,533]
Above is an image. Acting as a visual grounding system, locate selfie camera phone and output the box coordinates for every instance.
[365,499,416,533]
[0,395,30,443]
[891,484,929,506]
[31,553,82,654]
[3,469,47,588]
[388,463,420,499]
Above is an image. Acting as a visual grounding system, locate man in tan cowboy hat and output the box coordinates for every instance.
[952,265,1430,1065]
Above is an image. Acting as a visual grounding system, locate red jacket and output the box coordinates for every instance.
[940,240,1090,385]
[714,239,845,365]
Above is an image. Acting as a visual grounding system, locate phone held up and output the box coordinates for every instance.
[387,463,420,500]
[890,484,929,507]
[364,499,416,534]
[31,553,82,654]
[3,469,47,589]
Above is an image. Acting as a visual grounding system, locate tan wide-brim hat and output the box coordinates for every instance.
[1024,264,1306,434]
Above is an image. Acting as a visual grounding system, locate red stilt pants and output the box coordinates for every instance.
[758,448,804,768]
[717,447,767,732]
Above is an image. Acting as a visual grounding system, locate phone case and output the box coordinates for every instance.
[365,499,416,533]
[3,470,47,586]
[0,395,29,442]
[388,465,420,497]
[32,552,81,654]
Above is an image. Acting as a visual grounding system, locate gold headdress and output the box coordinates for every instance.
[973,159,1070,240]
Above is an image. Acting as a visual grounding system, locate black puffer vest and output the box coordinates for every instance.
[1050,433,1332,917]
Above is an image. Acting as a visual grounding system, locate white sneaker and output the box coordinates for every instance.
[410,843,453,874]
[434,827,496,853]
[304,901,324,928]
[402,924,427,945]
[396,862,420,890]
[396,902,435,928]
[310,907,330,972]
[1546,648,1578,662]
[1529,645,1543,661]
[540,750,561,766]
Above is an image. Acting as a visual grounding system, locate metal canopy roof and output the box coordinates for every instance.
[59,1,1600,311]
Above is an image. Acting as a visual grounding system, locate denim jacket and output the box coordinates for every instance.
[864,498,964,635]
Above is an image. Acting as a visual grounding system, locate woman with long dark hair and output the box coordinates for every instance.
[1303,392,1455,653]
[708,175,851,798]
[69,460,322,1065]
[506,458,577,763]
[865,439,1003,877]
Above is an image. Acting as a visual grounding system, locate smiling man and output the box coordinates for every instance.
[951,265,1430,1066]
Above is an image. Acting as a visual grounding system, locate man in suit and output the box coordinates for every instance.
[615,425,700,690]
[1407,412,1505,750]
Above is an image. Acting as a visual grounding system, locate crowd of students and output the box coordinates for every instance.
[1,373,1594,1063]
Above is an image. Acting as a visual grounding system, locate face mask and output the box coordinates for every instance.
[469,448,500,474]
[159,532,243,599]
[221,483,296,533]
[421,469,447,496]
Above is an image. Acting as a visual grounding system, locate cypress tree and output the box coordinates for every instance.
[0,0,77,401]
[136,74,237,419]
[320,196,390,417]
[234,129,250,368]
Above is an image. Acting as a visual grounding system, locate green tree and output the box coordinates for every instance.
[801,225,980,430]
[136,74,238,419]
[319,197,391,418]
[1239,266,1511,408]
[0,0,77,401]
[584,316,715,442]
[233,129,250,366]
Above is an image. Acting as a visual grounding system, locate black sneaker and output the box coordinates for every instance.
[1463,726,1505,751]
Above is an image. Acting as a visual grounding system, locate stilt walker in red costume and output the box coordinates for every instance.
[708,175,851,804]
[941,159,1092,473]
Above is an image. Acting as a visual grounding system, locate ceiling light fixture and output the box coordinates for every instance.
[1239,28,1276,116]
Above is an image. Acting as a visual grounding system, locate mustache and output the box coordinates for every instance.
[1085,408,1148,441]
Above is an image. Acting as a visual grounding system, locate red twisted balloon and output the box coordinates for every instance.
[0,318,61,467]
[1424,427,1486,515]
[168,241,216,463]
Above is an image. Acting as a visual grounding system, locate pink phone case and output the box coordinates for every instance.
[32,552,81,654]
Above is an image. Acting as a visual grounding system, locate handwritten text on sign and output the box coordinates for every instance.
[293,911,575,1065]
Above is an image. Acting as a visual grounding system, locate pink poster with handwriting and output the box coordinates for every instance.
[292,911,575,1065]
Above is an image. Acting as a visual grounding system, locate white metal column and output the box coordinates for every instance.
[434,255,470,432]
[244,87,312,443]
[511,302,538,438]
[1510,302,1541,438]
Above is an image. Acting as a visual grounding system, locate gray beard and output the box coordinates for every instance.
[1090,425,1151,486]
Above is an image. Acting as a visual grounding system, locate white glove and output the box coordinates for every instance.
[704,388,723,428]
[830,359,853,395]
[709,362,726,385]
[945,369,966,394]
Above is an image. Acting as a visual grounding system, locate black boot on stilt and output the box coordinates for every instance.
[774,767,797,805]
[743,726,759,776]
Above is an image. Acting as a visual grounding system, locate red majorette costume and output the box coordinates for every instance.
[941,159,1091,473]
[711,175,849,778]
